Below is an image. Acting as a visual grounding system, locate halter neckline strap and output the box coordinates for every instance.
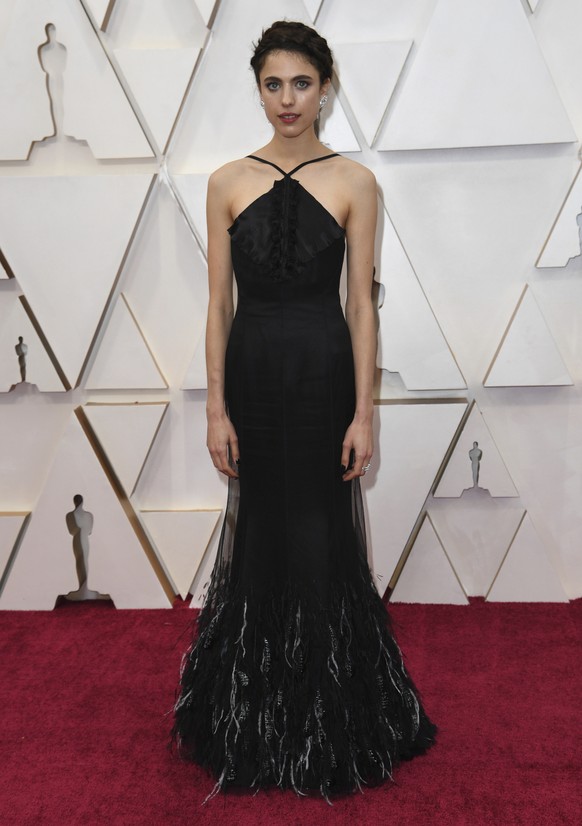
[246,153,339,177]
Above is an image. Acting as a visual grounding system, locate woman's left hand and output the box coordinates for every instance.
[341,417,373,481]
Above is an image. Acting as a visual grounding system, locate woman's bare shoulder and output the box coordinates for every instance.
[334,154,377,190]
[207,157,251,192]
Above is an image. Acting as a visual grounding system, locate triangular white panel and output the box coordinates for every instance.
[333,41,412,147]
[0,297,65,392]
[429,493,524,596]
[364,401,468,591]
[484,286,573,387]
[181,326,206,389]
[537,164,582,268]
[188,517,223,608]
[527,0,540,11]
[0,512,28,585]
[84,294,167,390]
[113,48,201,153]
[83,402,168,496]
[194,0,219,27]
[172,173,209,253]
[317,84,361,153]
[141,509,221,599]
[435,402,518,497]
[0,391,71,510]
[0,413,171,609]
[83,0,112,29]
[132,393,227,532]
[0,0,153,160]
[116,174,209,387]
[487,514,569,602]
[378,0,576,150]
[0,175,153,386]
[376,201,466,390]
[303,0,324,21]
[391,515,468,604]
[106,0,207,47]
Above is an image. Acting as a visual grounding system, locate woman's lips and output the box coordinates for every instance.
[279,114,299,123]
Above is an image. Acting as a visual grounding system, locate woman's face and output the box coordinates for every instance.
[258,49,330,137]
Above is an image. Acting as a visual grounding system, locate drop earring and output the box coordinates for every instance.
[319,95,328,107]
[260,99,265,108]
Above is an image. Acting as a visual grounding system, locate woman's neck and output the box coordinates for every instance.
[259,133,328,164]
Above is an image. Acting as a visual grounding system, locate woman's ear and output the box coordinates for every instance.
[320,77,331,97]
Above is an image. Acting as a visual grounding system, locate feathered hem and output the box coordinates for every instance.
[168,571,437,805]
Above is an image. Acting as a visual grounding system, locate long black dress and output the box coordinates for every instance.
[169,153,437,803]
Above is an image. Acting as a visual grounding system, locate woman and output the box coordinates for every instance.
[170,20,437,804]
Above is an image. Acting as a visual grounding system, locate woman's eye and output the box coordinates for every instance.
[266,82,279,91]
[296,80,309,89]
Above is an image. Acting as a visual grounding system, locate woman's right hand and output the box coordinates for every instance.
[207,410,240,478]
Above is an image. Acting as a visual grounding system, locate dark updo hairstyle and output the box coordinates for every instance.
[250,20,334,87]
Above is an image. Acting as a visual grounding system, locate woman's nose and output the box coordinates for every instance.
[281,84,295,106]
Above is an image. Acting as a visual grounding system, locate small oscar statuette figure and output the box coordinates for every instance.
[38,23,67,139]
[64,494,102,601]
[15,336,28,383]
[469,441,483,488]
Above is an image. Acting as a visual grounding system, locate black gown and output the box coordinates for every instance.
[169,153,437,803]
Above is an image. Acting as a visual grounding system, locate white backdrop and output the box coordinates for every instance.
[0,0,580,609]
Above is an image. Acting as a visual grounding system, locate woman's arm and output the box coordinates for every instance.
[341,164,378,481]
[205,166,240,478]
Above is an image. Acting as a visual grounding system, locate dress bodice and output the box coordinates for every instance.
[227,153,346,283]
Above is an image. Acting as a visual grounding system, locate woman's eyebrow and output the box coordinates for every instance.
[263,74,314,82]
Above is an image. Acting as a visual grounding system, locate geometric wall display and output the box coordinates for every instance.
[106,0,208,47]
[375,200,466,390]
[434,401,519,497]
[0,390,71,511]
[172,173,210,253]
[486,513,569,602]
[112,47,203,154]
[377,0,576,150]
[115,174,209,388]
[0,412,173,610]
[0,174,154,387]
[0,0,153,160]
[303,0,324,22]
[192,0,221,27]
[332,41,413,147]
[181,326,206,390]
[527,0,541,12]
[390,514,468,604]
[363,400,467,596]
[484,285,573,387]
[83,402,169,497]
[317,83,361,153]
[83,0,112,30]
[428,493,525,597]
[140,508,221,599]
[188,521,222,608]
[83,293,168,390]
[0,295,65,392]
[131,389,228,511]
[536,163,582,268]
[106,0,208,153]
[0,512,29,594]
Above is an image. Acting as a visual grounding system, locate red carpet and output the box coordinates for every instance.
[1,596,580,825]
